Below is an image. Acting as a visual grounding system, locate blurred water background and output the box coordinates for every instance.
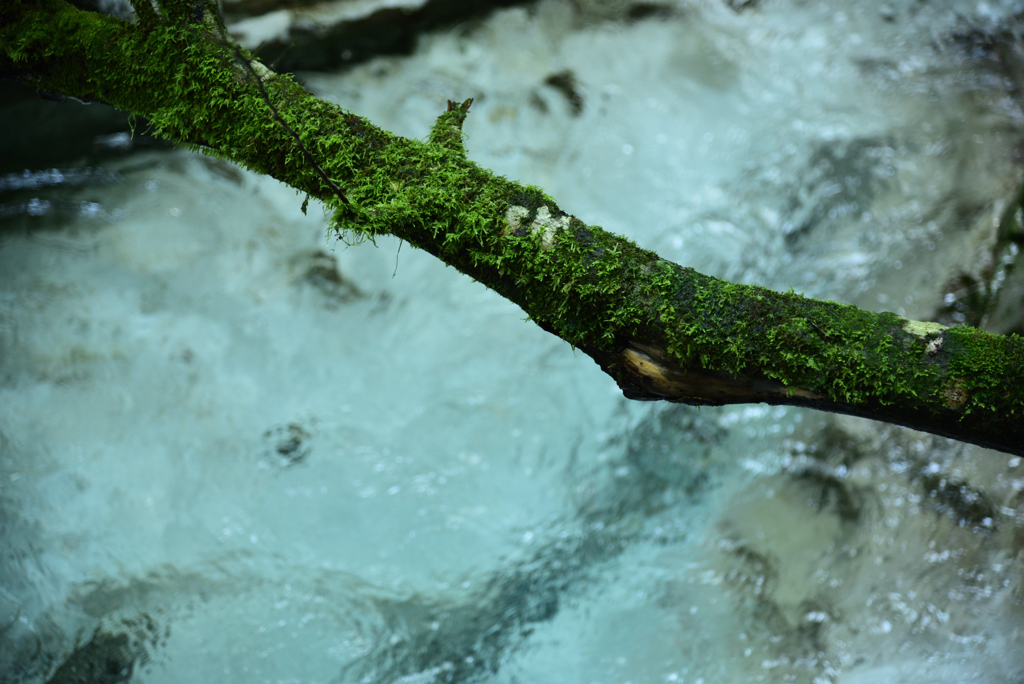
[2,0,1024,682]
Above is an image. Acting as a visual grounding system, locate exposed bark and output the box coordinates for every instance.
[3,0,1023,455]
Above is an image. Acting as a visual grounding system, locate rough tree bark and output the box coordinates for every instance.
[2,0,1023,455]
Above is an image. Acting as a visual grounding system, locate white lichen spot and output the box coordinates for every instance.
[926,337,943,355]
[505,205,530,234]
[903,319,947,339]
[504,205,570,249]
[530,206,570,249]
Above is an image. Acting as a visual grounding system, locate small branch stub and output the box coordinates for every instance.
[429,98,474,157]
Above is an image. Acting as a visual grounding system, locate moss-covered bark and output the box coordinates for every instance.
[3,0,1023,455]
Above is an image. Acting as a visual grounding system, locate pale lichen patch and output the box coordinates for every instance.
[926,337,943,355]
[504,205,530,235]
[504,205,569,249]
[530,206,570,249]
[903,319,948,339]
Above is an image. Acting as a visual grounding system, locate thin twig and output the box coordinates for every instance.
[224,39,350,207]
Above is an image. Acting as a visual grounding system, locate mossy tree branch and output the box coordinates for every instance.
[3,0,1023,455]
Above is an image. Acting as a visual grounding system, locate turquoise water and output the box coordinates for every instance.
[1,1,1023,682]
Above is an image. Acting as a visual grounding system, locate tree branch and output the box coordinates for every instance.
[3,0,1022,455]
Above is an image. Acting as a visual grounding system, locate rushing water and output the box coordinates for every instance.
[1,1,1024,682]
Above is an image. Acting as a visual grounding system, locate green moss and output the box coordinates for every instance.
[944,327,1024,415]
